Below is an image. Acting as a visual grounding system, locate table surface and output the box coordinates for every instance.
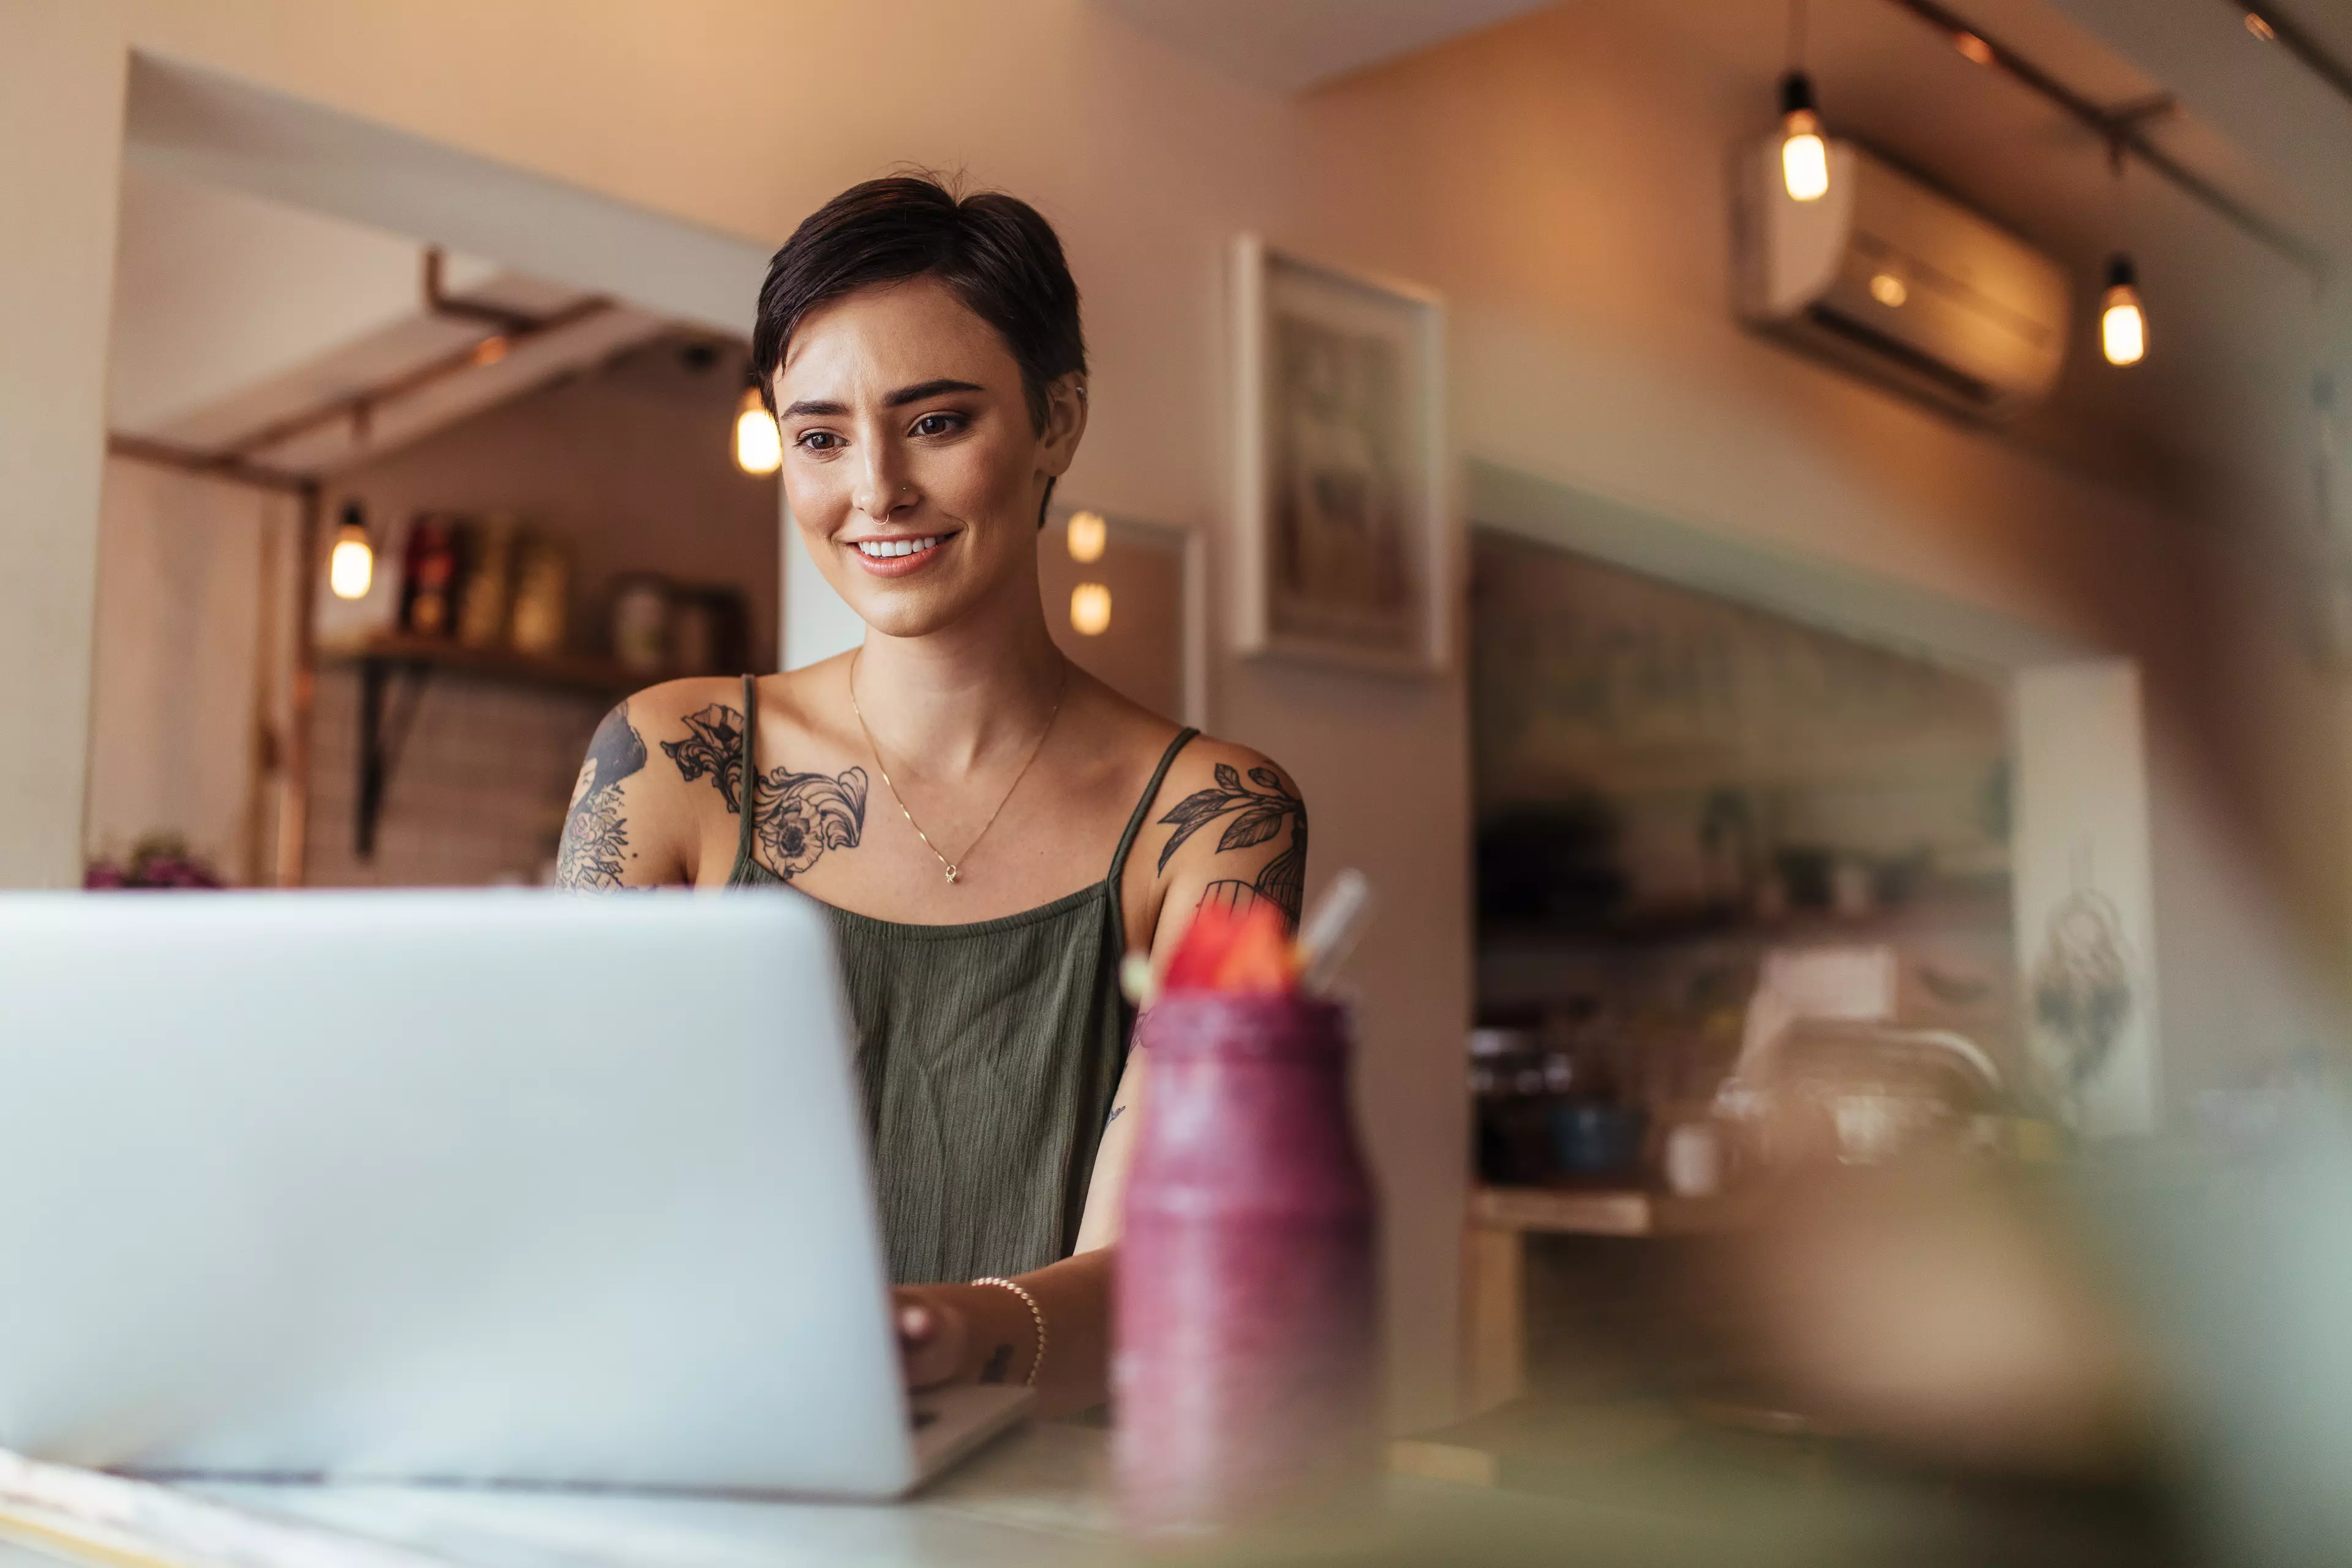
[0,1414,2149,1568]
[184,1422,1128,1568]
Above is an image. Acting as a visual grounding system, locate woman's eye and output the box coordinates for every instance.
[911,412,963,437]
[795,430,842,452]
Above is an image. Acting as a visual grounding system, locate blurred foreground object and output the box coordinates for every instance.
[1117,903,1379,1546]
[1158,901,1300,995]
[1728,1155,2163,1479]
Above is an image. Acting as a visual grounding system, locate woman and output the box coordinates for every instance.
[554,176,1305,1417]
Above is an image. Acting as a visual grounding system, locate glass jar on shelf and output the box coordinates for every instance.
[1468,1027,1551,1186]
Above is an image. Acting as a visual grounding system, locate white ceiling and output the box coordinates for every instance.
[108,53,776,482]
[2040,0,2352,262]
[107,164,672,475]
[1101,0,1556,90]
[127,55,768,336]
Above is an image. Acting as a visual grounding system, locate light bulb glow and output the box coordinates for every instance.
[328,532,374,600]
[2101,285,2147,366]
[1782,111,1829,202]
[734,386,782,475]
[1070,582,1112,636]
[1869,273,1908,307]
[1066,510,1107,563]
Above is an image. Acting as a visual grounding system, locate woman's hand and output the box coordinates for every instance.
[892,1284,973,1389]
[890,1265,1108,1415]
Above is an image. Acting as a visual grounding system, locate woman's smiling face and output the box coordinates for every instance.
[774,275,1085,639]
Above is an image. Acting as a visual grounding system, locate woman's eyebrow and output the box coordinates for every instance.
[777,379,983,419]
[884,378,984,407]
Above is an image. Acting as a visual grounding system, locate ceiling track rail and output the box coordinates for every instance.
[110,251,616,483]
[216,266,615,461]
[2234,1,2352,108]
[105,432,314,494]
[1879,0,2331,282]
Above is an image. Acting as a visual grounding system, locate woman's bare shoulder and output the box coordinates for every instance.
[555,677,744,888]
[619,662,846,756]
[1152,733,1306,831]
[1058,668,1303,820]
[616,677,752,742]
[1137,726,1307,925]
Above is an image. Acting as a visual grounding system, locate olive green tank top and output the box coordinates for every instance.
[726,674,1197,1285]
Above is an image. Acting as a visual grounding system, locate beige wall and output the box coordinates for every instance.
[0,1,127,887]
[1040,516,1187,722]
[10,0,2345,1425]
[84,458,293,886]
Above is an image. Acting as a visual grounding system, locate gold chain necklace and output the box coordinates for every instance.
[847,650,1067,885]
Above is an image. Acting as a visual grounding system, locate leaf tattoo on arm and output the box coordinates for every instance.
[1156,762,1308,924]
[556,704,647,889]
[661,703,869,880]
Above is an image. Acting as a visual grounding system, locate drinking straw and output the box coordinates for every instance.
[1297,869,1373,996]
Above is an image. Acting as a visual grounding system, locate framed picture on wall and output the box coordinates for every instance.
[1231,234,1449,674]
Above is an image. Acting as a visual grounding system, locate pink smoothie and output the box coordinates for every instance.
[1113,991,1381,1544]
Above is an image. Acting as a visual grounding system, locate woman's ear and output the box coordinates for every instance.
[1037,372,1089,480]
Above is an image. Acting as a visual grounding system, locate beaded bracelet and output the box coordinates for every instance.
[971,1276,1046,1389]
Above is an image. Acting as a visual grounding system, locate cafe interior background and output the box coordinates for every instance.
[12,0,2352,1540]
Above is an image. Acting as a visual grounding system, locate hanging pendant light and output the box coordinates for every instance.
[2097,145,2145,368]
[2100,256,2147,366]
[1780,72,1830,202]
[1776,1,1828,202]
[328,500,374,600]
[1070,582,1112,636]
[734,383,782,475]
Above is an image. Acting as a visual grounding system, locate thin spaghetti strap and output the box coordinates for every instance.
[735,673,760,867]
[1107,727,1199,884]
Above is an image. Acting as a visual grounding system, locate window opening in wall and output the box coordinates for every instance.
[88,165,782,888]
[1468,524,2018,1193]
[1464,524,2023,1415]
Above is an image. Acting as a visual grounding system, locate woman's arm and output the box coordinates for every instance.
[895,741,1306,1416]
[553,690,714,888]
[1075,739,1307,1248]
[894,1248,1114,1419]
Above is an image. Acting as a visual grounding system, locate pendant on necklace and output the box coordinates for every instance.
[944,865,960,884]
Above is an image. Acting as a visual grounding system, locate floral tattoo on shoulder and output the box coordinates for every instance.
[1156,762,1306,924]
[662,703,868,880]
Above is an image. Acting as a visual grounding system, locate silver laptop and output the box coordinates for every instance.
[0,889,1030,1498]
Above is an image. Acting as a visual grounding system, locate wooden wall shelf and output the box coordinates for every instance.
[322,634,641,697]
[322,636,646,858]
[1468,1185,1759,1239]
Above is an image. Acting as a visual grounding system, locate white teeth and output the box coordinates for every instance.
[855,536,943,559]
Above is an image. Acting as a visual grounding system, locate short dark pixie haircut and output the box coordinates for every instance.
[751,174,1086,438]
